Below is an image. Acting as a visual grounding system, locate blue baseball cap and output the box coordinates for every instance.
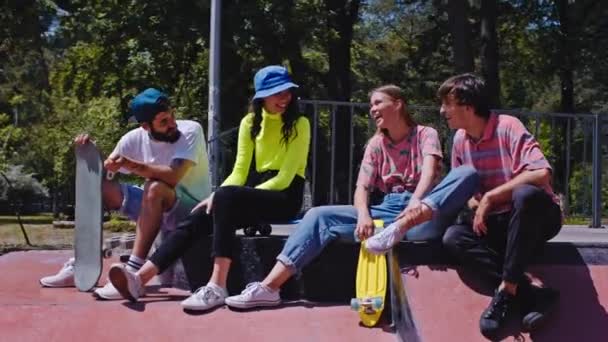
[129,88,170,123]
[253,66,299,100]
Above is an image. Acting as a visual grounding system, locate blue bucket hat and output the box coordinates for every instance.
[129,88,170,123]
[253,66,299,100]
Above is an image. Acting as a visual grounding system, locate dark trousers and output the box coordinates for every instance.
[442,184,562,288]
[149,176,304,273]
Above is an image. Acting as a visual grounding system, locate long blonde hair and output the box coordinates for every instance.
[369,85,415,135]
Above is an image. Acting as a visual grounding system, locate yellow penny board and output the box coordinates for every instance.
[351,220,387,327]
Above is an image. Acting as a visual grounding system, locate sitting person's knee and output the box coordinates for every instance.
[442,225,465,254]
[144,181,173,203]
[454,165,480,188]
[212,186,239,206]
[512,185,543,209]
[302,206,333,220]
[102,181,123,210]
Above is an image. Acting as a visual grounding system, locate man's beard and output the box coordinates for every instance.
[149,127,181,143]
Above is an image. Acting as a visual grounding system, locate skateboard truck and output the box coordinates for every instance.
[350,296,384,314]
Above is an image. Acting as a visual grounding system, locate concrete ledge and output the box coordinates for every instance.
[52,221,75,229]
[104,225,608,301]
[394,239,608,267]
[173,227,608,302]
[178,235,359,301]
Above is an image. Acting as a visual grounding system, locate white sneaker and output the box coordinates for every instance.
[108,263,144,302]
[92,281,123,300]
[39,257,76,287]
[181,283,228,311]
[225,282,281,309]
[365,222,405,255]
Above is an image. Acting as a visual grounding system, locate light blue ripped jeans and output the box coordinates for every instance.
[276,165,480,273]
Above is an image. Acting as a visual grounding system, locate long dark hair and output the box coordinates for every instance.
[249,89,302,145]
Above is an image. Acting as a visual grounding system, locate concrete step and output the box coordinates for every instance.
[173,230,608,302]
[177,235,360,302]
[105,225,608,302]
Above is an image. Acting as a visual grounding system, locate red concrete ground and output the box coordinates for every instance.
[0,251,395,342]
[404,265,608,342]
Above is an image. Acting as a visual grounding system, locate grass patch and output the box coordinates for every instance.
[0,213,54,225]
[563,216,591,225]
[104,220,136,232]
[0,223,74,252]
[0,221,133,255]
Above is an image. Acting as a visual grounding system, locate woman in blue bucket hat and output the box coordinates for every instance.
[108,65,310,310]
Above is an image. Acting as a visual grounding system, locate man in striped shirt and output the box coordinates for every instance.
[439,74,562,340]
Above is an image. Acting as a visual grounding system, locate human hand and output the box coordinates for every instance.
[191,193,215,214]
[398,197,422,221]
[355,212,374,241]
[472,195,492,236]
[103,155,122,173]
[468,197,480,211]
[115,156,140,172]
[405,197,422,211]
[74,133,94,146]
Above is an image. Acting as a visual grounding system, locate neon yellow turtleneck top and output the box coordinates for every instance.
[221,108,310,191]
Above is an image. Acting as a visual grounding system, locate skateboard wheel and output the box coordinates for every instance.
[244,226,257,237]
[119,254,130,263]
[372,297,383,310]
[102,248,112,258]
[258,224,272,236]
[350,298,360,311]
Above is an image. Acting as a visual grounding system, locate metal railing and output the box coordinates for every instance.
[215,100,606,228]
[499,110,604,228]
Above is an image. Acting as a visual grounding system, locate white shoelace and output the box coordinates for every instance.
[371,226,397,244]
[241,282,262,297]
[62,258,75,271]
[194,286,220,302]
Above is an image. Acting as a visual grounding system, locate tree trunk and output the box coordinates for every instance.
[557,0,574,113]
[480,0,500,108]
[319,0,360,205]
[447,0,474,73]
[555,0,576,213]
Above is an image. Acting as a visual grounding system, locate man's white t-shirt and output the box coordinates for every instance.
[111,120,211,204]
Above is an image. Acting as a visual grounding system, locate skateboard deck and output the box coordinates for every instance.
[351,219,387,327]
[388,248,421,341]
[74,142,104,292]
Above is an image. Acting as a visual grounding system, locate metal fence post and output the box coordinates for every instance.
[592,113,603,228]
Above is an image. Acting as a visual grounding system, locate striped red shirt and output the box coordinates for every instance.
[357,125,443,194]
[451,113,561,214]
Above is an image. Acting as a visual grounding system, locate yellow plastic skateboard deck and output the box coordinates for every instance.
[351,219,387,327]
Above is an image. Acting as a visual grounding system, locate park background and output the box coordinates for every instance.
[1,0,607,239]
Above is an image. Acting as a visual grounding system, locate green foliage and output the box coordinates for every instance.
[568,163,593,216]
[1,0,607,215]
[0,165,49,204]
[0,213,53,225]
[104,215,136,233]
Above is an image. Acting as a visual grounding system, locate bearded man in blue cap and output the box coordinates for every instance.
[40,88,211,300]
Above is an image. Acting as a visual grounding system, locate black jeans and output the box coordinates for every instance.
[442,184,562,287]
[149,176,304,273]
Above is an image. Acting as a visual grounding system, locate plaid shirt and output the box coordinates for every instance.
[356,125,443,194]
[451,113,561,214]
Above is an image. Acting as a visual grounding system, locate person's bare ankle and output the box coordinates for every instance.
[401,203,432,229]
[420,203,433,221]
[499,281,518,296]
[262,280,279,291]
